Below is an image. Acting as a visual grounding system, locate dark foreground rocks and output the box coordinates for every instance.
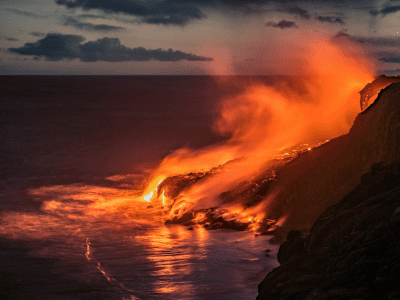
[257,161,400,300]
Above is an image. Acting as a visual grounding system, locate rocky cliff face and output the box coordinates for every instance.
[257,160,400,300]
[359,75,400,111]
[158,80,400,237]
[265,82,400,241]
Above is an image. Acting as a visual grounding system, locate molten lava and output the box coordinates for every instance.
[143,179,164,202]
[139,37,375,231]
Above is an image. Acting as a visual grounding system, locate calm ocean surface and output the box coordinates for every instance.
[0,76,281,299]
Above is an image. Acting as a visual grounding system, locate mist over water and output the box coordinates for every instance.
[0,75,285,299]
[141,40,374,225]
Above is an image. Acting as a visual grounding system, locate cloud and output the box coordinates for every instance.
[76,14,108,20]
[333,31,400,47]
[277,5,311,19]
[378,56,400,63]
[378,68,400,76]
[53,0,381,26]
[4,8,49,19]
[63,16,126,32]
[333,32,400,64]
[0,37,19,41]
[29,32,46,37]
[370,5,400,16]
[55,0,205,25]
[265,20,298,29]
[8,33,213,62]
[315,16,345,24]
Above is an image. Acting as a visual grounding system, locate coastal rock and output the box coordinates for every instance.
[159,80,400,239]
[265,82,400,241]
[359,75,400,111]
[257,160,400,300]
[276,230,307,264]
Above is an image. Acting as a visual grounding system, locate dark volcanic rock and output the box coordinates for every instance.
[257,161,400,300]
[277,230,307,264]
[359,75,400,111]
[165,207,253,230]
[159,81,400,238]
[266,82,400,241]
[158,172,210,199]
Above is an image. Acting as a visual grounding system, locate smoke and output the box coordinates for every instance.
[141,35,375,221]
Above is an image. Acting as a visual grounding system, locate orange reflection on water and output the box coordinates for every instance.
[134,225,208,295]
[0,183,165,241]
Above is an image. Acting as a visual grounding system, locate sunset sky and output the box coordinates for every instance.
[1,0,400,75]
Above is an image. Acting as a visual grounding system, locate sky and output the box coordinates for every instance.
[0,0,400,75]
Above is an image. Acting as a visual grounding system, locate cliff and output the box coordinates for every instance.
[158,79,400,237]
[264,82,400,241]
[257,160,400,300]
[359,75,400,111]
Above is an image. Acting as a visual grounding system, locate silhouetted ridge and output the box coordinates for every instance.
[257,160,400,300]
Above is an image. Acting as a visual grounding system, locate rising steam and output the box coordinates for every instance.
[141,37,375,224]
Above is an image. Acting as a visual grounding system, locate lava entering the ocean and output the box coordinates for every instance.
[139,37,375,233]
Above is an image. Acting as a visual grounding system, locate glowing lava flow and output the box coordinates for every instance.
[143,179,164,202]
[143,191,153,202]
[139,36,375,229]
[86,238,91,260]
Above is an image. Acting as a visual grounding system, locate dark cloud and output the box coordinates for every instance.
[265,20,298,29]
[8,33,213,62]
[378,68,400,76]
[333,31,400,47]
[315,16,345,24]
[369,5,400,16]
[378,56,400,63]
[29,32,46,37]
[54,0,301,26]
[53,0,380,26]
[0,37,19,41]
[55,0,205,25]
[333,32,400,65]
[4,8,49,19]
[63,16,126,32]
[76,14,105,19]
[277,5,311,19]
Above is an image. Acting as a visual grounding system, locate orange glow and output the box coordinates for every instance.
[0,183,170,242]
[140,36,374,228]
[143,191,154,202]
[142,178,164,202]
[132,225,206,296]
[193,212,206,223]
[86,238,91,260]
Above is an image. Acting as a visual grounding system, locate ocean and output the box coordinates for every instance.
[0,76,281,300]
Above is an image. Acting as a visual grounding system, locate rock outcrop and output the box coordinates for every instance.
[158,80,400,239]
[257,160,400,300]
[359,75,400,111]
[264,82,400,241]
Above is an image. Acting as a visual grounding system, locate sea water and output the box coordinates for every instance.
[0,76,280,299]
